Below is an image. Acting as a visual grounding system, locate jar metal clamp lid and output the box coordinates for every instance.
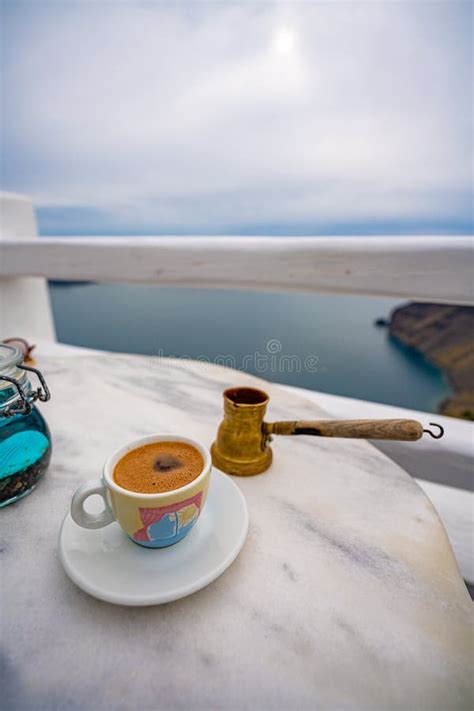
[0,343,50,418]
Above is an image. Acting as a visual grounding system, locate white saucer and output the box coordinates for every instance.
[59,469,249,606]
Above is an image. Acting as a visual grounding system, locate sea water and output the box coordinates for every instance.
[49,284,450,414]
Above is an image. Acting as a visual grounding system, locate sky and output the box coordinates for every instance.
[1,0,472,236]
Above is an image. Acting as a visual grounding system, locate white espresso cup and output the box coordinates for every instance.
[71,434,212,548]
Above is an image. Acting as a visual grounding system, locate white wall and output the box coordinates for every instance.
[0,192,56,341]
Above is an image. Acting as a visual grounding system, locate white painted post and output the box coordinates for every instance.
[0,192,56,341]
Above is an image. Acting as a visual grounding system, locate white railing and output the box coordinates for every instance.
[1,234,473,304]
[1,192,473,340]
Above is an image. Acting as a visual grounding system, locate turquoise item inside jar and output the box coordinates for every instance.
[0,343,52,507]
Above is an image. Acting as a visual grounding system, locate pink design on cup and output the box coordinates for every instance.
[133,491,203,542]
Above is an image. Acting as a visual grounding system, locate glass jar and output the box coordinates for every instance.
[0,343,52,507]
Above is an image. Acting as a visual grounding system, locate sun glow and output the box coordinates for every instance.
[274,28,296,55]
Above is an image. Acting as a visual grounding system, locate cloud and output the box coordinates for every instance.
[1,0,472,233]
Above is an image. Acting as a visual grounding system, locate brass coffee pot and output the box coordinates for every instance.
[211,386,444,476]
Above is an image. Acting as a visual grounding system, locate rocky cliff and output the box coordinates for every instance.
[388,302,474,420]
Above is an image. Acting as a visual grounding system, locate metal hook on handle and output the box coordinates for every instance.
[423,422,444,439]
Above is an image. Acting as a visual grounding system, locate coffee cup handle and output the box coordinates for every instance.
[71,480,116,529]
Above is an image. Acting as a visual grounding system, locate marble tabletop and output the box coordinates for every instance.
[2,354,472,711]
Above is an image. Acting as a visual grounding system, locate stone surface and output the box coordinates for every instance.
[1,354,472,710]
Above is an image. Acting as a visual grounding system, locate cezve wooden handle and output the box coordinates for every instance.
[265,419,423,441]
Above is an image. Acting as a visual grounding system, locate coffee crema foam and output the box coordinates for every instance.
[113,441,204,494]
